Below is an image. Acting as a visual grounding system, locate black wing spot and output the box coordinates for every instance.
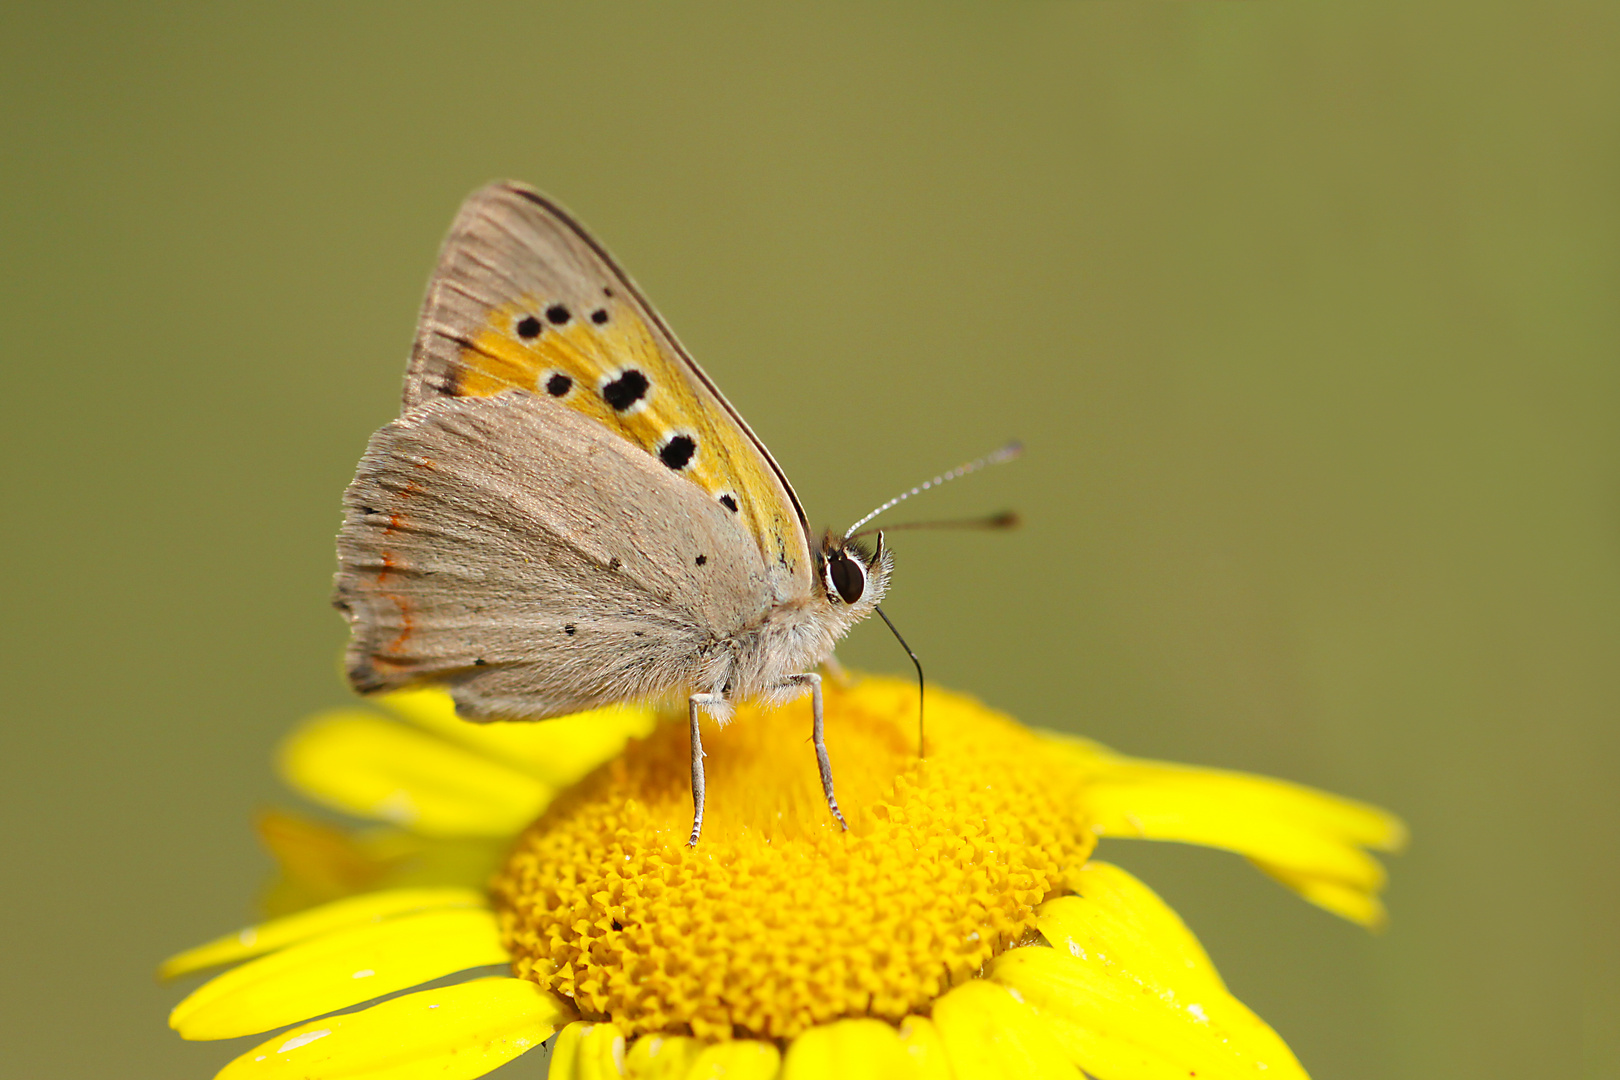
[515,315,542,339]
[602,369,649,411]
[473,658,487,666]
[719,494,739,512]
[564,624,576,636]
[546,372,573,397]
[603,286,614,297]
[659,434,696,470]
[545,304,571,325]
[591,308,609,325]
[695,555,707,566]
[608,556,623,571]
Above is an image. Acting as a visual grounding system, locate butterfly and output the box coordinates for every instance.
[333,181,897,845]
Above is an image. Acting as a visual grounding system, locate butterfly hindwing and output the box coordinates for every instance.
[336,392,776,717]
[406,182,810,594]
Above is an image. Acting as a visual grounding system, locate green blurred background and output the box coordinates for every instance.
[3,3,1615,1077]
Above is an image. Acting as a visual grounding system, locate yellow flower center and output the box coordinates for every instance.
[492,676,1096,1041]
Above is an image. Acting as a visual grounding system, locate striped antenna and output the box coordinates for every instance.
[844,440,1024,539]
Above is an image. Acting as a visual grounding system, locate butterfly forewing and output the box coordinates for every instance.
[407,182,810,593]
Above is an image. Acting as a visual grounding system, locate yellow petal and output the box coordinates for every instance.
[549,1021,628,1079]
[896,1017,955,1080]
[1047,732,1406,851]
[1252,859,1389,929]
[381,688,657,788]
[782,1019,913,1080]
[624,1034,704,1079]
[253,810,396,904]
[685,1040,782,1080]
[931,979,1078,1079]
[1039,862,1225,993]
[215,976,569,1080]
[991,863,1305,1080]
[256,814,507,920]
[160,887,484,979]
[279,710,552,837]
[995,947,1304,1080]
[171,908,509,1040]
[1085,781,1388,888]
[547,1023,587,1080]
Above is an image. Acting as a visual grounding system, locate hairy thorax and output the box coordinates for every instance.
[701,552,891,711]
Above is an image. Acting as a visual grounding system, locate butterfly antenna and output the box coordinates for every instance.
[845,441,1024,539]
[875,605,926,757]
[849,510,1019,540]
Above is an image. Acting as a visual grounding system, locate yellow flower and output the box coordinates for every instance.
[162,675,1404,1079]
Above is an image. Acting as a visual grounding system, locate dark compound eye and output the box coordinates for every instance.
[826,549,867,604]
[591,308,609,325]
[659,434,696,470]
[515,315,542,339]
[545,304,571,325]
[602,369,649,411]
[545,373,572,396]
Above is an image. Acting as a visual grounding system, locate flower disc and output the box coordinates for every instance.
[492,677,1096,1040]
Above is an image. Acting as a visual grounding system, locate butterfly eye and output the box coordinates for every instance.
[825,549,867,605]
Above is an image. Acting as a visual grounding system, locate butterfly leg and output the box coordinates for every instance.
[781,672,849,832]
[819,653,854,689]
[687,692,723,846]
